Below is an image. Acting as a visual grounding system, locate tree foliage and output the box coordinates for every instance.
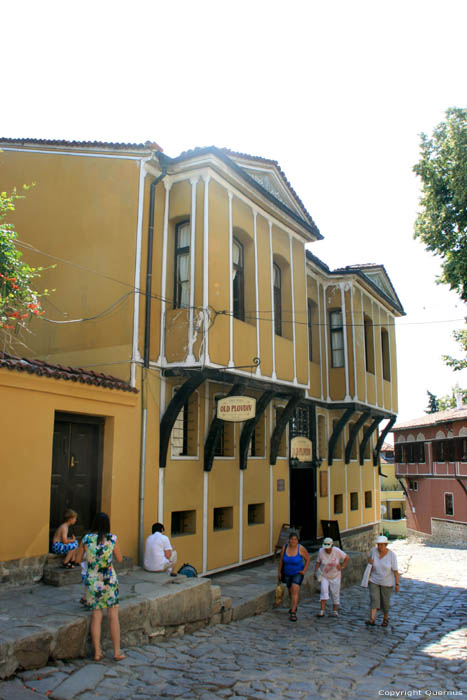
[0,186,48,349]
[413,107,467,300]
[442,329,467,371]
[425,390,439,414]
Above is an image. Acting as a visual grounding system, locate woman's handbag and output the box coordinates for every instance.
[360,563,372,588]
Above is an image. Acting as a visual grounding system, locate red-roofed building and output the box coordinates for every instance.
[393,406,467,544]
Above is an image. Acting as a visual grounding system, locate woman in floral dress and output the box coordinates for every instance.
[77,512,125,661]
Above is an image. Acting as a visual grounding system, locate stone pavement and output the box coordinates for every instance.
[0,541,465,699]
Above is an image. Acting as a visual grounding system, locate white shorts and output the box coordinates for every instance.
[320,575,342,605]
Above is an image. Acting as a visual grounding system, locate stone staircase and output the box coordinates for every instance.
[42,555,134,587]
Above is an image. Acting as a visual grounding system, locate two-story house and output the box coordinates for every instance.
[0,138,405,580]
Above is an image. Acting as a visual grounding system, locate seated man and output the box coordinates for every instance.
[144,523,177,575]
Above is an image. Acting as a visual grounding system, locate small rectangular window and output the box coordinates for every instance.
[174,221,190,309]
[381,328,391,381]
[171,510,196,536]
[444,493,454,516]
[248,503,265,525]
[319,470,328,497]
[214,395,235,457]
[334,494,343,514]
[171,388,199,457]
[350,492,358,511]
[364,315,375,374]
[365,490,372,508]
[213,507,233,531]
[408,480,418,491]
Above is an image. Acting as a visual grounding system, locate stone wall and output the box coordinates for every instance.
[408,519,467,546]
[0,555,47,589]
[340,523,380,554]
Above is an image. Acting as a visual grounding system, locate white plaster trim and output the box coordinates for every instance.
[362,296,367,404]
[323,284,330,401]
[328,467,331,520]
[158,468,164,523]
[202,472,209,574]
[372,300,378,407]
[269,221,277,380]
[157,180,172,365]
[289,235,298,384]
[345,463,349,530]
[239,470,244,563]
[228,192,234,368]
[350,284,358,400]
[378,305,384,408]
[318,282,324,400]
[341,283,350,400]
[253,210,261,376]
[186,177,199,363]
[203,175,211,365]
[0,146,147,160]
[373,465,377,523]
[131,157,150,386]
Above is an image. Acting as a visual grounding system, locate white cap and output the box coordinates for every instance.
[323,537,333,547]
[376,535,388,543]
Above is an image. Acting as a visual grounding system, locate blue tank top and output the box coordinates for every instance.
[283,546,303,576]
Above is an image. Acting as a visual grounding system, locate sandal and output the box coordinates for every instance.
[62,562,75,569]
[382,618,389,627]
[289,611,297,622]
[365,619,375,626]
[93,652,104,662]
[113,653,126,661]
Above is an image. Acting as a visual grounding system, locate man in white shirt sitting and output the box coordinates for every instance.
[144,523,177,575]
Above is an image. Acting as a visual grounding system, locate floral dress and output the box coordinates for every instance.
[82,533,119,610]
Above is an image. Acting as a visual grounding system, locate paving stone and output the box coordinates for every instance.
[50,664,106,699]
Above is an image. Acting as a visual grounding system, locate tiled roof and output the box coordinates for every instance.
[0,137,163,152]
[393,406,467,431]
[0,353,138,393]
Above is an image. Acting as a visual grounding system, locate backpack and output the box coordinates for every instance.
[178,563,198,578]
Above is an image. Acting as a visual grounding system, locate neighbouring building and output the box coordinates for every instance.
[379,442,407,537]
[394,407,467,544]
[0,138,405,581]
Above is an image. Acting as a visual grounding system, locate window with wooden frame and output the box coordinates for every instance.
[307,299,313,362]
[332,418,343,460]
[334,494,343,514]
[213,394,235,457]
[319,470,328,497]
[329,309,344,368]
[248,410,265,458]
[348,421,357,460]
[174,220,190,309]
[350,492,358,510]
[232,237,245,321]
[364,314,375,374]
[273,263,282,336]
[170,387,199,458]
[317,414,327,460]
[381,328,391,381]
[364,490,372,508]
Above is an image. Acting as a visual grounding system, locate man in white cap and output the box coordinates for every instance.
[314,537,349,617]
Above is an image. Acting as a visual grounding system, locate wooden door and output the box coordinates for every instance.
[50,415,103,541]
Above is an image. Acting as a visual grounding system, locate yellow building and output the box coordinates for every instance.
[0,139,405,580]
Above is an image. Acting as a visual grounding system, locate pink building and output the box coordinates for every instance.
[393,407,467,544]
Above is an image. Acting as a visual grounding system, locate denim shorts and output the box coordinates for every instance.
[282,573,304,588]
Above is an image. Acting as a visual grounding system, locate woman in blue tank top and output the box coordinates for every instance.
[278,531,310,621]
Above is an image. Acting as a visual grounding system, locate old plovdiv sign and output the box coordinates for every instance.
[290,436,312,462]
[217,396,256,422]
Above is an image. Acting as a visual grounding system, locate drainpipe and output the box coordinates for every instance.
[139,154,168,566]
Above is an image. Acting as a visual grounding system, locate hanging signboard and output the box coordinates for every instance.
[290,436,313,462]
[217,396,256,422]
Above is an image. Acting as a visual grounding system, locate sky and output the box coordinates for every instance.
[2,0,466,424]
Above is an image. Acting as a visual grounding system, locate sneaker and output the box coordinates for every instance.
[332,611,338,617]
[316,611,324,617]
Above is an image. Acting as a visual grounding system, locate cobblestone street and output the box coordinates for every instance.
[1,541,466,700]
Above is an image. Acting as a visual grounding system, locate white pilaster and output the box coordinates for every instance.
[323,284,330,401]
[187,177,199,363]
[157,179,172,365]
[202,472,209,573]
[372,300,378,406]
[318,282,324,400]
[341,283,351,401]
[228,191,234,367]
[203,175,211,365]
[253,210,261,375]
[239,470,244,563]
[289,235,297,384]
[351,284,358,400]
[269,221,277,380]
[131,157,150,386]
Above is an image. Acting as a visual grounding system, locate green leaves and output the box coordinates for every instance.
[413,107,467,301]
[0,186,49,346]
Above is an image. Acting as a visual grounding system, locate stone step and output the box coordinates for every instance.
[42,556,134,587]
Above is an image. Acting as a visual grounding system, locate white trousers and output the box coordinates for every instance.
[320,574,342,605]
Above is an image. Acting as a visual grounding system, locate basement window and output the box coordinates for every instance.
[213,507,233,531]
[248,503,265,525]
[171,510,196,536]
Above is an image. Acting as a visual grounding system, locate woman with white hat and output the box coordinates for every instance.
[365,535,400,627]
[313,537,349,617]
